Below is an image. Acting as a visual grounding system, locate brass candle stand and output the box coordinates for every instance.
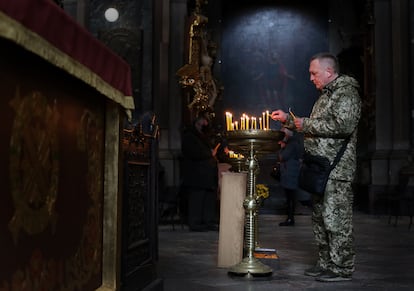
[225,129,283,277]
[225,156,246,172]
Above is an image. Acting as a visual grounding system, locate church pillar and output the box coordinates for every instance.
[158,0,188,188]
[389,0,411,175]
[369,0,411,212]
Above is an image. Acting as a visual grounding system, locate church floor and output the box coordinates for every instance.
[157,212,414,291]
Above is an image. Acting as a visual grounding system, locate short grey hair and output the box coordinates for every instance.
[310,52,340,73]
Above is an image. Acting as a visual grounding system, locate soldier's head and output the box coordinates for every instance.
[309,52,339,90]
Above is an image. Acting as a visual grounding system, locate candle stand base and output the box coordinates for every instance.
[228,257,273,276]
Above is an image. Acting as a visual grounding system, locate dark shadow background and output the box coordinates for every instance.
[208,0,330,213]
[218,0,328,129]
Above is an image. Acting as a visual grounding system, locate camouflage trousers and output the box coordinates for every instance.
[311,179,355,277]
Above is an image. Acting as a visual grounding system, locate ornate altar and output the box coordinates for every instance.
[121,113,160,291]
[0,1,140,290]
[177,0,220,121]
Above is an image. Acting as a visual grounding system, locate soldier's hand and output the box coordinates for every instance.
[271,110,287,122]
[294,117,304,131]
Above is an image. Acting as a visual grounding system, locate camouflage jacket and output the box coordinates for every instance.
[285,74,361,181]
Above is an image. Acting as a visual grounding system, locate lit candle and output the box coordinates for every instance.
[259,117,262,130]
[262,112,266,129]
[266,110,270,130]
[225,112,230,131]
[246,115,250,130]
[252,117,256,129]
[235,121,238,130]
[241,117,245,130]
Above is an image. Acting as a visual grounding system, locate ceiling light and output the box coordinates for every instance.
[104,7,119,22]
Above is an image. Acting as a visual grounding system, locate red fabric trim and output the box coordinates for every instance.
[0,0,132,96]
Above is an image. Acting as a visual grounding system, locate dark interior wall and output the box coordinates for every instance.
[207,0,329,131]
[200,0,368,212]
[411,0,414,146]
[202,0,368,133]
[87,0,152,123]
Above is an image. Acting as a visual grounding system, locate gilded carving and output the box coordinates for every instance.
[177,0,220,119]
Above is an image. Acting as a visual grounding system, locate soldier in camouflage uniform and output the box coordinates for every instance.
[271,52,361,282]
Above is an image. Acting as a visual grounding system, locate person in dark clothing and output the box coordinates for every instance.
[181,115,219,231]
[278,127,303,226]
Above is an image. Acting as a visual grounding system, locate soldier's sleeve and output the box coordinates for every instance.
[302,88,361,137]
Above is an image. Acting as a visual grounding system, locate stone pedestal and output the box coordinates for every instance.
[217,172,247,268]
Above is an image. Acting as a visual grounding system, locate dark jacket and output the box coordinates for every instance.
[278,132,303,190]
[181,127,218,190]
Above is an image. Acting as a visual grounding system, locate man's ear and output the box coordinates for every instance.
[325,66,334,78]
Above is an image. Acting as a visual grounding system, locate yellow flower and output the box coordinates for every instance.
[256,184,269,199]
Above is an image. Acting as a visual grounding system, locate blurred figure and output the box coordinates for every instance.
[277,127,303,226]
[181,115,219,232]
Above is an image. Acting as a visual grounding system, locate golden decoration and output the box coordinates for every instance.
[256,184,270,200]
[177,0,220,120]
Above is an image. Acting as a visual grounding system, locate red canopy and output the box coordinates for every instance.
[0,0,133,109]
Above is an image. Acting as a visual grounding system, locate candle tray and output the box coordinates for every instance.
[225,129,284,154]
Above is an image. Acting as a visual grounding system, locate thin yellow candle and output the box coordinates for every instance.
[262,112,266,129]
[235,121,238,130]
[241,117,245,130]
[225,112,230,131]
[246,115,250,130]
[259,117,262,129]
[266,110,270,130]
